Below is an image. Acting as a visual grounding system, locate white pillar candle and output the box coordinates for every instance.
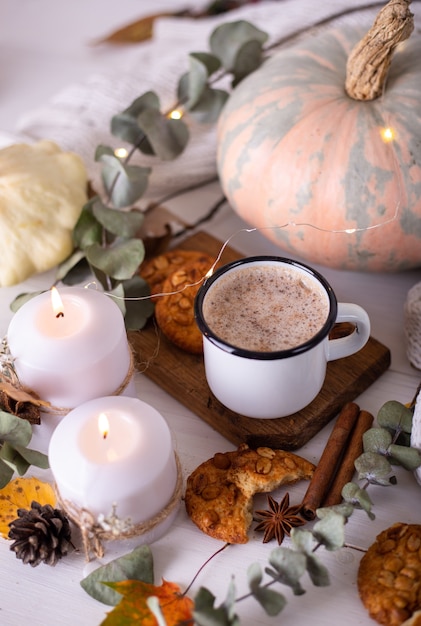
[7,286,133,408]
[48,396,178,529]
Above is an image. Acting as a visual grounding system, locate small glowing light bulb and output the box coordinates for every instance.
[345,228,357,234]
[114,147,128,159]
[168,109,182,120]
[381,127,395,143]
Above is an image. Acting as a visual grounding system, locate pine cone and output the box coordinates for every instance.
[8,501,72,567]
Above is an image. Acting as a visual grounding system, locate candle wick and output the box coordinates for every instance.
[103,432,108,440]
[56,312,64,318]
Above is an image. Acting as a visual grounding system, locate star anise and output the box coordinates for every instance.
[254,493,306,545]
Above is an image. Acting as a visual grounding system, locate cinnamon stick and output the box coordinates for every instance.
[300,402,360,520]
[322,410,374,507]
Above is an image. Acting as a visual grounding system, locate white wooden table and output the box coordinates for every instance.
[1,1,421,625]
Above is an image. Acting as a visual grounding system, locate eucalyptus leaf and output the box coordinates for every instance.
[73,205,102,250]
[99,155,151,208]
[363,428,392,455]
[9,291,44,313]
[209,20,268,73]
[290,528,314,554]
[12,444,49,469]
[354,451,394,485]
[136,109,189,161]
[305,554,331,587]
[86,239,145,281]
[178,52,221,110]
[80,545,154,606]
[0,441,30,476]
[231,39,266,86]
[0,411,32,447]
[312,511,346,551]
[377,400,413,434]
[316,503,355,520]
[107,282,126,317]
[266,548,306,595]
[0,458,14,489]
[341,482,375,519]
[92,200,144,238]
[223,578,238,623]
[252,585,287,616]
[188,86,230,124]
[121,276,154,330]
[95,144,115,160]
[55,249,87,283]
[247,562,263,591]
[110,112,147,147]
[193,587,234,626]
[388,443,421,470]
[111,91,161,146]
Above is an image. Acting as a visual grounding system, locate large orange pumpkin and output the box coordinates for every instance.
[216,2,421,271]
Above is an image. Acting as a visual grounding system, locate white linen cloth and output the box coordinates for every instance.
[10,0,399,200]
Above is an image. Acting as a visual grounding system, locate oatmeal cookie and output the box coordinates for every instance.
[358,523,421,626]
[185,444,315,543]
[154,257,213,354]
[140,250,213,299]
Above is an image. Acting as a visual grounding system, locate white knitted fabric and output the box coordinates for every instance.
[404,282,421,370]
[14,0,387,200]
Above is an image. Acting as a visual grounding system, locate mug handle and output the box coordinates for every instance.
[327,303,371,361]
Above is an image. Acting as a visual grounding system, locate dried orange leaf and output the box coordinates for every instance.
[0,381,50,407]
[102,578,194,626]
[0,476,55,538]
[92,13,175,45]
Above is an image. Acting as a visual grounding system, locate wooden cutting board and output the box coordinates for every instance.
[129,231,391,450]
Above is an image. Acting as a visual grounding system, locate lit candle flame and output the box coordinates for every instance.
[51,287,64,318]
[98,413,109,439]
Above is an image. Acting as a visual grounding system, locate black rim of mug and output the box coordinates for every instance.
[194,256,338,361]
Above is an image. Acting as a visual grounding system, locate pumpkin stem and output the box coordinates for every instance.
[345,0,414,101]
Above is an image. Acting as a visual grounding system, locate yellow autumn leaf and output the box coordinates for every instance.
[0,476,55,538]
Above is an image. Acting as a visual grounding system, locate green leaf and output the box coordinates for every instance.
[305,554,330,587]
[316,503,355,520]
[80,545,154,606]
[92,199,144,238]
[231,39,266,86]
[12,444,49,469]
[9,291,44,313]
[86,239,145,281]
[290,528,314,553]
[312,511,346,551]
[188,86,229,124]
[136,109,189,161]
[252,585,286,616]
[354,451,394,486]
[210,20,268,74]
[99,154,151,208]
[95,144,115,160]
[0,458,14,489]
[266,548,306,595]
[55,249,88,283]
[0,442,30,475]
[121,276,154,330]
[363,428,392,455]
[108,282,126,317]
[178,52,221,110]
[388,444,421,470]
[0,411,32,447]
[73,205,103,250]
[247,562,263,590]
[193,587,235,626]
[377,400,413,434]
[341,482,375,519]
[110,92,160,147]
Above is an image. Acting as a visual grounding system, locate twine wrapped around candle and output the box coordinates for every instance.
[0,335,136,418]
[55,453,183,561]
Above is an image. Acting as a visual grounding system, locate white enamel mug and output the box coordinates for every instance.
[194,256,370,419]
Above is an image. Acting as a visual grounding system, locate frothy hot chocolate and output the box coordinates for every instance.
[202,263,329,352]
